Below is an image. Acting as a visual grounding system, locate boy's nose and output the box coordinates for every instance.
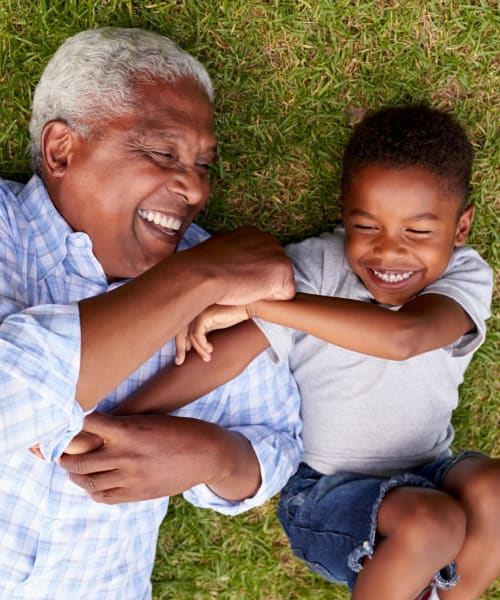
[373,235,405,256]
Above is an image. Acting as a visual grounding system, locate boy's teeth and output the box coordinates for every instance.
[372,269,414,283]
[138,210,182,231]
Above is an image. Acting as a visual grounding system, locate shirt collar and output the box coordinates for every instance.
[17,175,210,285]
[18,175,101,282]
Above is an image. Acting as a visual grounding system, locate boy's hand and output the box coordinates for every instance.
[174,325,192,366]
[174,304,250,365]
[189,304,250,363]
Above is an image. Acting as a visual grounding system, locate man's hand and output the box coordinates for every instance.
[64,430,104,454]
[29,430,103,459]
[190,226,295,306]
[59,411,260,504]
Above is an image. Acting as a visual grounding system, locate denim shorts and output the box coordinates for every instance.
[277,452,481,592]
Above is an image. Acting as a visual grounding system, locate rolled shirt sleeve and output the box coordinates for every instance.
[182,354,303,514]
[0,304,83,457]
[0,177,93,458]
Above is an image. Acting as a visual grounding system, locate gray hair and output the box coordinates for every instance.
[29,27,214,173]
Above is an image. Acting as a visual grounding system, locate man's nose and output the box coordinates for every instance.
[166,166,206,205]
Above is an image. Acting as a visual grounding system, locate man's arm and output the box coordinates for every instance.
[60,344,302,505]
[60,412,264,502]
[63,322,267,455]
[75,227,293,410]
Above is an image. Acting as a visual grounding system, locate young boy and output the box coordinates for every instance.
[70,105,499,599]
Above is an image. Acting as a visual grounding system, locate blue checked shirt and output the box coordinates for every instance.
[0,176,302,599]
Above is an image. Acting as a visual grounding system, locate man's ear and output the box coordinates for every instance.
[41,121,75,177]
[454,204,474,247]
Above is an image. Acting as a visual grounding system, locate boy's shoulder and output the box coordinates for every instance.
[285,228,346,261]
[427,245,492,291]
[284,228,369,299]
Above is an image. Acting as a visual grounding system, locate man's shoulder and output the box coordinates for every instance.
[0,175,49,210]
[178,222,210,251]
[0,177,28,232]
[0,177,26,204]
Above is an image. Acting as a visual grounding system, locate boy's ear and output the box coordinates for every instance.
[41,121,76,177]
[339,196,346,224]
[454,204,474,247]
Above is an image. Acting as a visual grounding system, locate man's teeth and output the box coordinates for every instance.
[372,269,414,283]
[138,210,181,232]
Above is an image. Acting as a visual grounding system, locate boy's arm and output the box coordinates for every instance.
[114,320,269,416]
[191,292,474,362]
[248,292,474,360]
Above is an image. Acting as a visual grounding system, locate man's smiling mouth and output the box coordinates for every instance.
[371,268,415,283]
[138,209,182,235]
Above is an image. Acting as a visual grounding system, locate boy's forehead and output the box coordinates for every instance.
[344,164,465,216]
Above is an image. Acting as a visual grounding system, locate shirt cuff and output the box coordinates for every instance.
[183,425,301,515]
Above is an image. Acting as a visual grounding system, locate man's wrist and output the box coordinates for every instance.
[205,426,261,501]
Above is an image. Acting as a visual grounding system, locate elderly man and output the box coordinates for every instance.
[0,27,302,598]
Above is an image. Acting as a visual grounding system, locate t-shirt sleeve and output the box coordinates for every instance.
[255,232,346,364]
[421,246,493,357]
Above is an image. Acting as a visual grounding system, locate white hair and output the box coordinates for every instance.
[29,27,214,173]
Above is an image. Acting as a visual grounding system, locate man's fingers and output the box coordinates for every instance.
[193,226,295,306]
[60,441,117,474]
[76,411,121,438]
[64,431,104,455]
[68,470,136,504]
[68,469,121,494]
[29,444,45,460]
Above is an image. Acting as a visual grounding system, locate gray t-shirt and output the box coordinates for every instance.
[257,229,493,476]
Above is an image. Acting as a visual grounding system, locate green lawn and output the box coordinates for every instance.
[1,1,498,598]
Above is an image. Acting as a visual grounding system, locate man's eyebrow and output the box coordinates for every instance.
[132,131,217,154]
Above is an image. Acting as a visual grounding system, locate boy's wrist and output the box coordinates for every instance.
[246,301,263,320]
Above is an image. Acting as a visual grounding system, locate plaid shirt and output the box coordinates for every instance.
[0,176,302,599]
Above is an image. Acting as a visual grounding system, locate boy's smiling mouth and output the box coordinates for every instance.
[371,268,415,283]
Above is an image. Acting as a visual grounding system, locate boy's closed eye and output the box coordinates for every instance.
[354,224,378,231]
[406,228,432,237]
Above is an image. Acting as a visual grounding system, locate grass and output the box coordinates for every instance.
[1,1,498,598]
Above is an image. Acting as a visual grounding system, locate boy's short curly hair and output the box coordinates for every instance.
[341,104,474,209]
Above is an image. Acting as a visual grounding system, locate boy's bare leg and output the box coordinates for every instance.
[439,457,500,600]
[352,487,466,600]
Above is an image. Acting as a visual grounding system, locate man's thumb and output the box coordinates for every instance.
[81,411,116,436]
